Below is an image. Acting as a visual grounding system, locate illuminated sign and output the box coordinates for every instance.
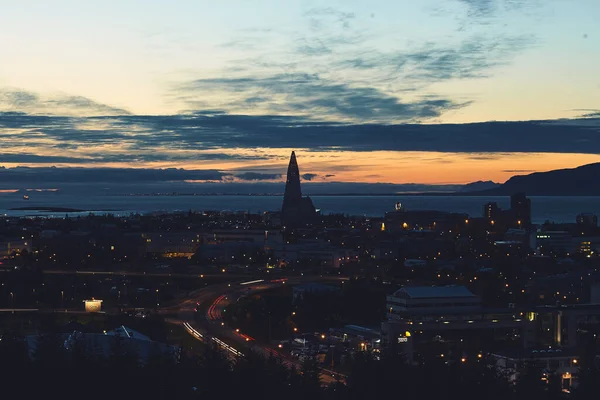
[83,299,103,313]
[397,337,408,343]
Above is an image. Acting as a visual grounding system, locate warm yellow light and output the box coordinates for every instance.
[402,222,408,229]
[405,331,411,337]
[321,334,326,339]
[573,359,578,364]
[465,219,469,224]
[527,312,536,322]
[235,328,240,333]
[222,268,226,272]
[381,222,385,232]
[490,220,495,225]
[293,327,298,332]
[292,311,296,316]
[278,344,283,348]
[478,354,482,359]
[461,358,466,363]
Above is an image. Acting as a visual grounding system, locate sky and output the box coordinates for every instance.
[0,0,599,187]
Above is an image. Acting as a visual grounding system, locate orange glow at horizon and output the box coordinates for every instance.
[1,149,598,185]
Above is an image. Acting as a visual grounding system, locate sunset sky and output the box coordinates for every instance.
[1,0,599,185]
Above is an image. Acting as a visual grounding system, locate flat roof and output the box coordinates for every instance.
[394,285,476,299]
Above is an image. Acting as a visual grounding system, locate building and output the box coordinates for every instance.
[386,286,482,322]
[293,283,339,302]
[491,350,582,390]
[0,237,33,257]
[531,231,573,254]
[382,285,538,359]
[275,241,357,268]
[281,151,317,227]
[576,213,598,227]
[330,325,381,352]
[511,193,532,226]
[384,206,468,232]
[484,202,502,220]
[142,232,199,257]
[26,325,179,364]
[205,229,283,250]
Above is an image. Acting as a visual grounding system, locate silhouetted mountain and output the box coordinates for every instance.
[459,180,500,192]
[469,163,600,196]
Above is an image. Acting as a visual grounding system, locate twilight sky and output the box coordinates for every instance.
[1,0,599,186]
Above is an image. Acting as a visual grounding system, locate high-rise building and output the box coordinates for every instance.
[281,151,317,227]
[510,192,531,226]
[483,202,501,220]
[576,213,598,227]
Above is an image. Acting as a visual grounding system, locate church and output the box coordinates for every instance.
[281,151,317,227]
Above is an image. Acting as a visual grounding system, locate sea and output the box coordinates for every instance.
[1,191,600,225]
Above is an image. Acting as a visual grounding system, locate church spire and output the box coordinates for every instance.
[281,151,316,227]
[284,151,302,201]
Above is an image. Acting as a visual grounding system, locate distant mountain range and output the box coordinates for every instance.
[459,180,501,193]
[463,162,600,196]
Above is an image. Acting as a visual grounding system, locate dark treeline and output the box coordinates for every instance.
[1,332,600,400]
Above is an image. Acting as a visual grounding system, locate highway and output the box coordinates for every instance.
[164,275,349,385]
[43,269,254,279]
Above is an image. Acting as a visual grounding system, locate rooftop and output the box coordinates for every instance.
[393,285,476,299]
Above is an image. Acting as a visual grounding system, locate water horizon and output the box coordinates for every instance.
[2,191,599,225]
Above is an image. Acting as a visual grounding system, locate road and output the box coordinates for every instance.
[163,275,349,385]
[43,269,254,279]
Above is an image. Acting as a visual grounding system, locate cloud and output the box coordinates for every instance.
[456,0,497,18]
[0,167,228,183]
[301,173,318,181]
[233,172,282,181]
[3,113,600,161]
[303,7,356,30]
[300,173,335,181]
[575,109,600,118]
[455,0,535,19]
[0,153,91,164]
[176,73,469,123]
[0,88,130,116]
[403,34,535,82]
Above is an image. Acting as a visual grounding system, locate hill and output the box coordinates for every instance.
[459,180,500,193]
[469,163,600,196]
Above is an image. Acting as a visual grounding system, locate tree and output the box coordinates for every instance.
[514,360,546,400]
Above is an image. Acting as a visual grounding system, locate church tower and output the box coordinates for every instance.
[281,151,316,227]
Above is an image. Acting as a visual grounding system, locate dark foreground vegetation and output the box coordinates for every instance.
[1,332,600,400]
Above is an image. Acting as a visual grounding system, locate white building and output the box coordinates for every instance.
[386,285,481,321]
[531,231,573,254]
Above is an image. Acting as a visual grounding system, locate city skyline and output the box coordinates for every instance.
[1,0,599,184]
